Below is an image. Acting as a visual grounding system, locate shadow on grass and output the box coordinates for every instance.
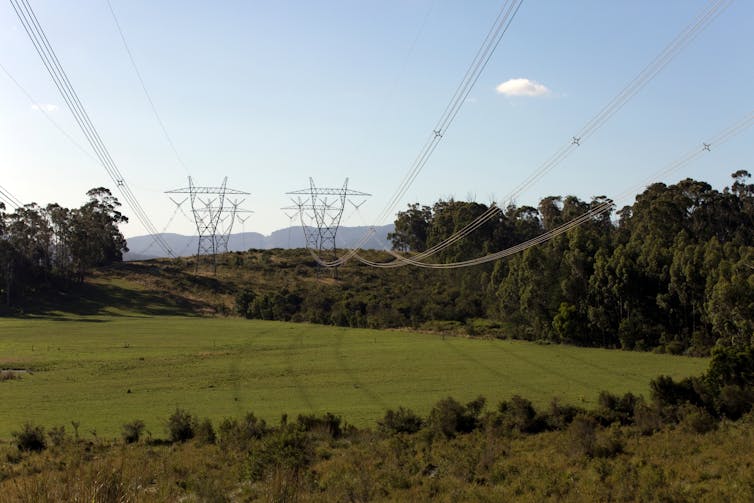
[11,279,207,320]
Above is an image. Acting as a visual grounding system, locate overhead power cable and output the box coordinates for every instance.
[313,0,525,268]
[9,0,174,257]
[333,0,733,269]
[0,183,24,209]
[353,109,754,269]
[0,61,99,166]
[105,0,190,175]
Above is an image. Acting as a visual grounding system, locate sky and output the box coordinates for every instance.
[1,0,752,240]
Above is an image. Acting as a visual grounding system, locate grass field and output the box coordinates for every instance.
[0,315,709,440]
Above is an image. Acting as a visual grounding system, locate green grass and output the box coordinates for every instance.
[0,315,709,440]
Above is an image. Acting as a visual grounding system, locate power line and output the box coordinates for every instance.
[105,0,191,175]
[347,0,733,269]
[0,61,99,165]
[0,183,23,209]
[355,110,754,269]
[316,0,525,267]
[10,0,174,257]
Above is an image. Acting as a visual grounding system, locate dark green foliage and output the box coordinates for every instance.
[167,408,195,443]
[678,405,717,434]
[295,412,342,439]
[497,395,544,433]
[427,396,486,438]
[12,422,46,452]
[217,413,267,449]
[566,415,624,458]
[566,414,597,458]
[247,428,313,482]
[121,419,146,444]
[716,385,754,420]
[650,376,703,408]
[378,407,424,435]
[0,188,128,306]
[596,391,641,425]
[706,346,754,388]
[234,288,256,318]
[195,418,216,445]
[545,399,586,431]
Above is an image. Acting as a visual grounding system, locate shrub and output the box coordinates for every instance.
[296,412,342,439]
[218,413,267,449]
[498,395,543,433]
[378,407,423,435]
[717,384,754,420]
[650,375,702,407]
[122,419,146,444]
[567,415,623,459]
[48,425,67,447]
[196,418,216,444]
[545,399,586,431]
[167,408,195,442]
[633,403,664,435]
[596,391,640,425]
[12,422,46,452]
[679,405,717,434]
[427,396,485,439]
[234,288,256,318]
[247,428,313,482]
[566,414,597,458]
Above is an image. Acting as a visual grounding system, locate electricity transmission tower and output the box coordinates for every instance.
[284,178,370,265]
[166,177,251,272]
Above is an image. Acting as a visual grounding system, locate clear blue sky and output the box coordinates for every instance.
[1,0,752,238]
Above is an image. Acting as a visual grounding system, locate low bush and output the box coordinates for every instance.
[12,422,46,452]
[498,395,544,433]
[195,418,216,445]
[48,425,67,447]
[218,412,267,449]
[378,407,423,435]
[427,396,486,439]
[167,408,195,443]
[296,412,342,439]
[596,391,640,425]
[122,419,146,444]
[545,399,586,430]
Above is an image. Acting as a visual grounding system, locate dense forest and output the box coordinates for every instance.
[3,173,753,356]
[235,171,754,355]
[0,187,128,307]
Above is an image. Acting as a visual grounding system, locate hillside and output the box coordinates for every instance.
[123,224,395,261]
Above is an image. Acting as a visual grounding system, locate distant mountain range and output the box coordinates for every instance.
[123,224,395,261]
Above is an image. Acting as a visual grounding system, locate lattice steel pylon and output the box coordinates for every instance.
[283,178,370,265]
[166,177,251,272]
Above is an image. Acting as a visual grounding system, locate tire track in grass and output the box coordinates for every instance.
[552,347,653,386]
[490,341,602,391]
[285,325,314,411]
[334,329,387,410]
[441,337,540,396]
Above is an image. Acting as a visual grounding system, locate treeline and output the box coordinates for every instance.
[0,187,128,307]
[391,171,754,354]
[235,171,754,355]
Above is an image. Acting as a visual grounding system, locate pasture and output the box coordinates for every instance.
[0,316,708,439]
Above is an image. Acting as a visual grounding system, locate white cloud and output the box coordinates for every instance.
[30,103,59,112]
[495,78,551,97]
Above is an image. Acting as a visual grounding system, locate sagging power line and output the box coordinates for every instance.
[284,178,370,267]
[345,0,733,270]
[9,0,174,257]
